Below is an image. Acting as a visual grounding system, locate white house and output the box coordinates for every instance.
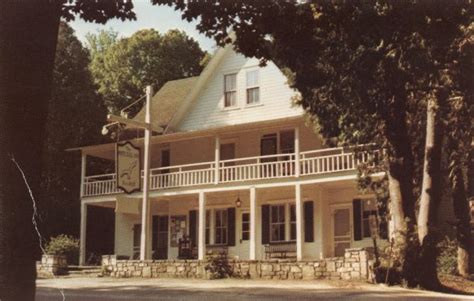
[73,45,387,266]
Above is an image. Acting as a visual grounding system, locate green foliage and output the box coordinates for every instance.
[204,256,233,279]
[45,235,80,265]
[437,236,458,275]
[86,28,206,113]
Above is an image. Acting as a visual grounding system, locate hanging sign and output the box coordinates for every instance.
[116,141,141,194]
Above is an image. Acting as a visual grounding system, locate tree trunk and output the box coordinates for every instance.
[0,2,60,301]
[417,95,443,289]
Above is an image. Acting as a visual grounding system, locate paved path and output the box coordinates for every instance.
[36,277,474,301]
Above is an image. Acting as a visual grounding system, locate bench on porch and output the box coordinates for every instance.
[178,236,198,259]
[264,242,296,259]
[206,245,228,258]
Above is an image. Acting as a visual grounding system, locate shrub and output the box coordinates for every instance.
[204,256,233,279]
[45,234,80,265]
[437,236,458,275]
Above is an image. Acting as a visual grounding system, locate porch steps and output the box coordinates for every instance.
[66,265,102,277]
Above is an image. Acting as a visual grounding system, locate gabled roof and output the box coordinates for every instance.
[132,76,199,130]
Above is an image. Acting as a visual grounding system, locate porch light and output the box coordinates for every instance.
[235,194,242,208]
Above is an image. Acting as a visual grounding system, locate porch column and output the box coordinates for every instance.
[295,183,303,261]
[79,202,87,265]
[249,186,257,260]
[295,126,300,177]
[80,153,87,197]
[214,136,220,184]
[198,191,206,260]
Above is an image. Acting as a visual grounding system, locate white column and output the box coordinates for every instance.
[140,85,153,260]
[295,183,303,261]
[214,136,220,184]
[198,191,206,260]
[79,202,87,265]
[249,186,257,260]
[295,127,300,177]
[80,153,87,197]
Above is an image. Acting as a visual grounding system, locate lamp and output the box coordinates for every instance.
[235,192,242,208]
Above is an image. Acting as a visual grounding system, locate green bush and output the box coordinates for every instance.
[204,256,233,279]
[45,234,80,265]
[437,236,458,275]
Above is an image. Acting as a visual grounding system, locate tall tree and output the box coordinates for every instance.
[40,22,107,241]
[0,1,134,300]
[156,0,473,286]
[87,29,206,113]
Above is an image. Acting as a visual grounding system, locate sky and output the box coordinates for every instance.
[68,1,216,52]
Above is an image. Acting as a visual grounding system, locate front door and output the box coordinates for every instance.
[331,206,352,257]
[239,210,250,259]
[153,215,169,259]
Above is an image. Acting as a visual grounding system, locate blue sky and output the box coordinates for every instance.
[68,1,215,52]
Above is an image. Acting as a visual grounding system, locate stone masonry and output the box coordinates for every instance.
[36,254,68,277]
[102,248,373,281]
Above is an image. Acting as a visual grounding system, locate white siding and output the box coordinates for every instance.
[177,50,302,132]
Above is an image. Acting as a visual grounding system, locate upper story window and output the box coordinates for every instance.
[246,70,260,105]
[224,73,237,107]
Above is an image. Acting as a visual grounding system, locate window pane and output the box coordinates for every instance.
[291,224,296,240]
[247,87,259,104]
[246,70,259,87]
[225,91,236,107]
[242,232,249,240]
[242,213,249,222]
[280,130,295,154]
[278,205,285,222]
[290,205,296,222]
[225,74,236,91]
[279,224,285,241]
[271,206,278,223]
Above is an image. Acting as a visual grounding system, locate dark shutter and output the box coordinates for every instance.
[353,199,362,241]
[304,201,314,242]
[189,210,197,247]
[377,205,389,240]
[152,216,158,253]
[227,207,236,246]
[262,205,270,244]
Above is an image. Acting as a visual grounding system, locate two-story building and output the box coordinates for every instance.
[73,45,385,266]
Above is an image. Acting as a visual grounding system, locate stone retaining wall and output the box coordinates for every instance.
[102,248,373,281]
[36,254,68,277]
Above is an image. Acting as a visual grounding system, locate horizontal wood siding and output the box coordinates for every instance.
[177,50,303,132]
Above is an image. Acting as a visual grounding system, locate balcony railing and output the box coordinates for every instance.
[82,147,380,197]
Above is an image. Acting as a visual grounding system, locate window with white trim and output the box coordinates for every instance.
[214,209,228,245]
[224,73,237,107]
[270,204,285,242]
[246,70,260,104]
[241,212,250,241]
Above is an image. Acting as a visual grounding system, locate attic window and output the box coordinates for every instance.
[246,70,259,105]
[224,73,237,107]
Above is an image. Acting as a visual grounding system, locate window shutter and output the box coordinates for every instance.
[304,201,314,242]
[377,205,389,240]
[227,207,236,246]
[189,210,197,247]
[152,216,158,257]
[353,199,362,241]
[262,205,270,244]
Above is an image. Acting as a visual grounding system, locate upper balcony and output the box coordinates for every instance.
[82,147,380,198]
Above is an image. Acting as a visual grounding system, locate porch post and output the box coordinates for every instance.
[198,191,206,260]
[80,153,87,198]
[140,85,153,260]
[214,136,220,184]
[295,183,303,261]
[295,126,300,177]
[249,186,256,260]
[79,202,87,265]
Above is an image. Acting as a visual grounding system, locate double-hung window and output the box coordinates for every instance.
[214,209,228,245]
[290,205,296,241]
[241,212,250,241]
[205,210,211,245]
[246,70,259,105]
[270,204,285,242]
[224,73,237,107]
[361,199,378,238]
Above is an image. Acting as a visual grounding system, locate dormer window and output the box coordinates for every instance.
[224,73,237,107]
[246,70,259,105]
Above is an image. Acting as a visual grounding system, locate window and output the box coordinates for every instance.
[224,73,237,107]
[290,205,296,241]
[246,70,260,104]
[361,199,378,238]
[214,209,228,245]
[205,210,210,245]
[280,130,295,154]
[241,212,250,241]
[270,204,285,242]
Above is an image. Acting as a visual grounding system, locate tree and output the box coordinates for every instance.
[87,28,206,113]
[40,22,107,241]
[0,1,134,300]
[155,0,473,287]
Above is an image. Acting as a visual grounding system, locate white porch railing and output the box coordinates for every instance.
[82,147,380,197]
